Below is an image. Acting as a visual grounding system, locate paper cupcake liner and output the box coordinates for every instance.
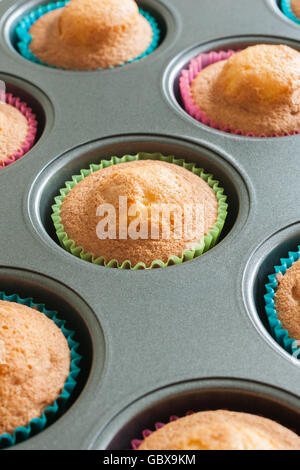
[179,49,300,138]
[51,153,228,270]
[281,0,300,25]
[264,247,300,359]
[132,412,194,450]
[0,93,38,169]
[16,0,160,71]
[0,291,81,449]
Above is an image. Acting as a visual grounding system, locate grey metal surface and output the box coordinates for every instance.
[0,0,299,450]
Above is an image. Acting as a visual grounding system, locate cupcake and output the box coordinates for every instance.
[282,0,300,24]
[135,410,300,450]
[180,44,300,137]
[17,0,160,70]
[0,295,80,448]
[0,94,37,168]
[275,259,300,341]
[291,0,300,18]
[265,249,300,357]
[52,154,228,269]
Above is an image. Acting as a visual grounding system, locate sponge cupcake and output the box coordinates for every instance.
[52,155,228,269]
[180,44,300,137]
[0,300,70,437]
[265,248,300,358]
[291,0,300,19]
[19,0,158,70]
[275,257,300,343]
[137,410,300,450]
[0,95,37,168]
[281,0,300,24]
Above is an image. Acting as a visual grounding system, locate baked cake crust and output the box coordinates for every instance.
[59,160,219,267]
[138,410,300,450]
[0,300,70,435]
[29,0,153,70]
[190,45,300,136]
[275,258,300,341]
[0,102,29,163]
[291,0,300,19]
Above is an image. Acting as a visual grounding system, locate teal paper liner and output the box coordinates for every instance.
[0,291,81,449]
[16,0,160,70]
[281,0,300,25]
[264,247,300,360]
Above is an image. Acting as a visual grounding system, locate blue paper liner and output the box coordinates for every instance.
[0,291,81,449]
[281,0,300,25]
[264,247,300,360]
[16,0,160,70]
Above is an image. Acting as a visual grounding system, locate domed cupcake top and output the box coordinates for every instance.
[59,160,219,267]
[0,102,29,163]
[28,0,154,70]
[138,410,300,450]
[0,300,70,436]
[188,44,300,136]
[214,45,300,110]
[275,257,300,341]
[59,0,140,46]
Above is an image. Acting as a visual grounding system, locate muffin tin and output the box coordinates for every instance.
[0,0,299,450]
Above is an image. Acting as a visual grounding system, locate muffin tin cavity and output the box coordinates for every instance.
[0,268,104,414]
[243,223,300,362]
[0,0,299,450]
[2,0,171,70]
[27,135,250,264]
[163,35,300,137]
[92,378,300,449]
[0,72,53,150]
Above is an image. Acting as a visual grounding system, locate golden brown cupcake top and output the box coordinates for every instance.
[275,258,300,341]
[291,0,300,20]
[138,410,300,450]
[0,300,70,435]
[0,102,29,163]
[60,0,140,46]
[59,160,219,267]
[191,44,300,136]
[29,0,153,70]
[214,45,300,111]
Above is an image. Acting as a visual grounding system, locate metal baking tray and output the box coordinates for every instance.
[0,0,299,450]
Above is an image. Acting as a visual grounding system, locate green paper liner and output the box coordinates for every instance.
[51,153,228,270]
[0,291,81,449]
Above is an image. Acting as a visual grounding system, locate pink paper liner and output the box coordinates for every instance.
[0,93,38,169]
[179,49,300,138]
[131,411,194,450]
